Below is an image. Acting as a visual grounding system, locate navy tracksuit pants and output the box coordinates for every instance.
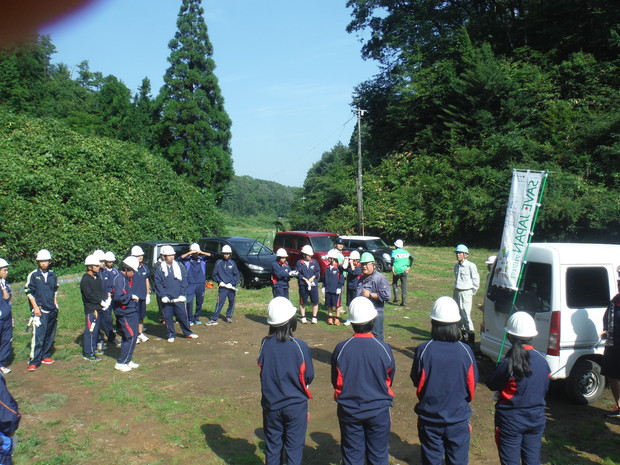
[272,286,289,299]
[0,318,12,368]
[83,313,101,357]
[29,309,57,366]
[263,401,308,465]
[212,288,236,321]
[186,283,205,322]
[98,308,116,344]
[338,406,391,465]
[495,411,545,465]
[163,301,192,339]
[116,312,139,365]
[418,419,471,465]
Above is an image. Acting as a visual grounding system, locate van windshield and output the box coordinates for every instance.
[310,236,335,252]
[487,262,552,313]
[232,240,272,256]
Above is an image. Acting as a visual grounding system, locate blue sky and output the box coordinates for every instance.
[41,0,380,187]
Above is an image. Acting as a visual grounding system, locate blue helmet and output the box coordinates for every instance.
[455,244,469,254]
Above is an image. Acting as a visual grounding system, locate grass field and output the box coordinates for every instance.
[5,242,620,465]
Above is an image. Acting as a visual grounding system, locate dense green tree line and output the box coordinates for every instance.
[0,110,223,280]
[221,176,300,218]
[291,0,619,245]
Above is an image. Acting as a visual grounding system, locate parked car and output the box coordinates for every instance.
[273,231,348,278]
[338,235,393,272]
[125,240,191,287]
[198,236,276,289]
[480,242,620,404]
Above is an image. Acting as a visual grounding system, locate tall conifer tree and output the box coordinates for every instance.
[159,0,233,195]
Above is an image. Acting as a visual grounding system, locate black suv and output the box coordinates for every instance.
[339,235,393,272]
[198,236,276,288]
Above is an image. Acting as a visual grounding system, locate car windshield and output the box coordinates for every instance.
[310,236,335,252]
[365,239,389,250]
[231,239,272,256]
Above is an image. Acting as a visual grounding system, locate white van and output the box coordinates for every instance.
[480,243,620,404]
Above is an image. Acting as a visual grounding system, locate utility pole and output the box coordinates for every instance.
[356,108,366,235]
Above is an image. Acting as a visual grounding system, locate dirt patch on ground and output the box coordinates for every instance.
[10,306,620,465]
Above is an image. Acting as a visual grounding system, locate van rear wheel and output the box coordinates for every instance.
[566,359,605,404]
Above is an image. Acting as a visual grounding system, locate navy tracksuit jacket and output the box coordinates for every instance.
[0,374,20,465]
[25,268,59,366]
[112,273,139,364]
[0,280,12,369]
[271,260,292,298]
[80,273,105,357]
[332,333,395,465]
[212,258,239,321]
[258,335,313,465]
[486,346,550,465]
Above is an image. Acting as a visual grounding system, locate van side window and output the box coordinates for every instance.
[487,262,551,313]
[566,267,610,308]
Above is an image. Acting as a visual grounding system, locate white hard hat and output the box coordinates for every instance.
[430,296,461,323]
[267,297,297,326]
[349,250,361,260]
[36,249,52,261]
[160,245,175,256]
[301,245,314,256]
[348,297,378,324]
[394,239,404,248]
[327,249,339,260]
[84,255,100,266]
[0,258,8,268]
[222,245,232,254]
[506,311,538,338]
[93,250,106,262]
[190,243,201,252]
[131,245,145,256]
[485,255,497,265]
[104,251,116,262]
[276,248,288,258]
[122,256,140,272]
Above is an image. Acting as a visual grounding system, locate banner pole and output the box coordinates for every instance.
[496,170,549,364]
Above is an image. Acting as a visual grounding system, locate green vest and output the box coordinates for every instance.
[392,248,411,274]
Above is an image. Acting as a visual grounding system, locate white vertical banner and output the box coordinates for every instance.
[492,170,546,290]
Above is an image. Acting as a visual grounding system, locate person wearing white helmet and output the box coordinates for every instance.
[0,365,20,465]
[601,266,620,418]
[154,245,197,341]
[100,251,120,348]
[258,297,314,465]
[207,244,240,325]
[295,245,320,324]
[486,311,550,465]
[324,249,345,325]
[453,244,480,351]
[411,296,479,465]
[0,259,14,374]
[391,239,413,307]
[110,256,142,371]
[80,255,106,362]
[271,248,297,299]
[331,296,395,465]
[130,245,151,342]
[357,252,391,341]
[179,243,213,325]
[341,250,363,326]
[91,249,113,352]
[25,249,59,371]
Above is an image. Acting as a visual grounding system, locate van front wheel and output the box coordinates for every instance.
[566,359,605,404]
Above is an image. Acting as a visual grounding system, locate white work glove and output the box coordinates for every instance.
[161,297,170,304]
[336,288,341,295]
[289,270,299,277]
[177,296,187,303]
[132,294,139,301]
[100,300,108,310]
[219,282,226,288]
[321,287,325,295]
[28,316,41,327]
[145,294,151,305]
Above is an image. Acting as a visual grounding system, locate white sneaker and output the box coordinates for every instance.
[0,367,11,374]
[343,320,351,326]
[311,317,318,324]
[128,361,140,369]
[301,317,307,324]
[114,363,131,372]
[167,337,175,343]
[188,333,199,339]
[138,333,149,343]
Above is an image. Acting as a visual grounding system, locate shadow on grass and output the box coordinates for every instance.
[390,430,421,464]
[245,313,268,326]
[542,385,620,465]
[202,423,263,465]
[390,322,431,340]
[310,346,333,366]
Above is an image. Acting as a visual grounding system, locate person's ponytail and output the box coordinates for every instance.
[506,335,533,380]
